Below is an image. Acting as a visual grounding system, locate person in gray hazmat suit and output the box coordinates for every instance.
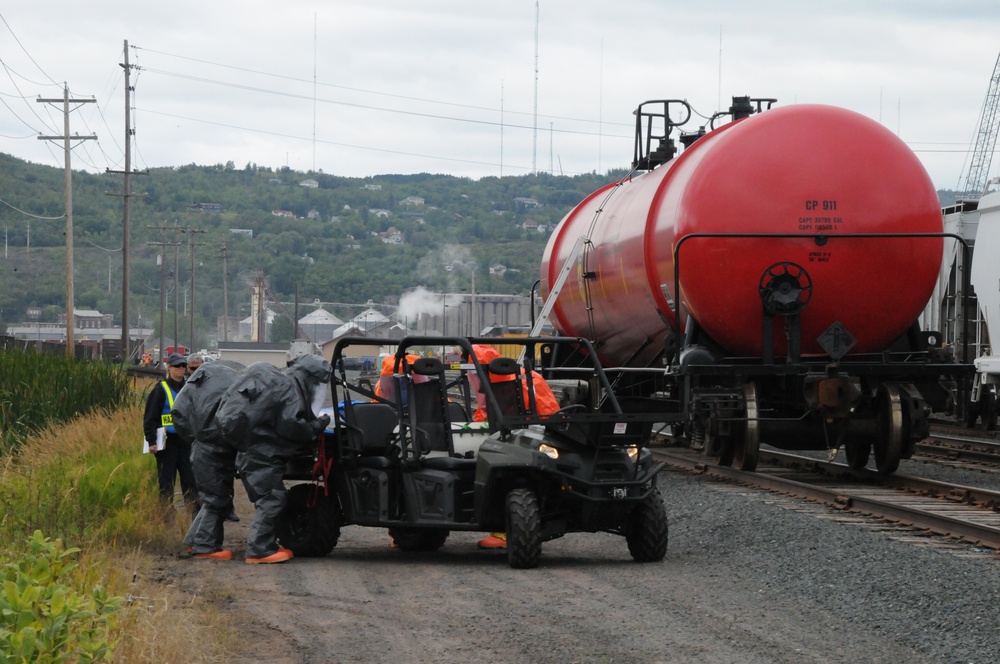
[214,354,332,564]
[171,361,242,560]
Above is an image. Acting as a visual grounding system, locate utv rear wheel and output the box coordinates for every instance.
[625,489,668,563]
[387,527,449,552]
[506,488,541,569]
[277,483,341,557]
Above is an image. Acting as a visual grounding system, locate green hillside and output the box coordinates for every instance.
[0,153,622,346]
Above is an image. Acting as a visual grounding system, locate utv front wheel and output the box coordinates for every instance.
[625,489,668,562]
[506,488,541,569]
[277,483,341,557]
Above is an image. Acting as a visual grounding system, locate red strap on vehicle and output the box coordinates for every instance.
[309,430,333,507]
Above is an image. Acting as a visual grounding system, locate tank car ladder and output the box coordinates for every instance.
[525,235,587,339]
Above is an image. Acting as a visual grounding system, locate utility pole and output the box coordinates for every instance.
[220,241,230,342]
[37,84,96,356]
[173,223,181,351]
[149,224,182,362]
[185,228,206,351]
[294,284,301,339]
[106,40,148,361]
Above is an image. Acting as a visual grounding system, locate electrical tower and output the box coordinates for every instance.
[531,0,539,174]
[962,50,1000,199]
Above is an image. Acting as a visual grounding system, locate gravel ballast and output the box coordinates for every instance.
[163,447,1000,663]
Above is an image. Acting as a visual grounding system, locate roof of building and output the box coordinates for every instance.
[299,307,344,325]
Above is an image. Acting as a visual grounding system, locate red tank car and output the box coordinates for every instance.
[539,97,973,476]
[541,103,943,364]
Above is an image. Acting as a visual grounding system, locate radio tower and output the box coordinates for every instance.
[532,0,539,174]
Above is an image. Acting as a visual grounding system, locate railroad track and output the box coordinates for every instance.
[915,430,1000,470]
[655,446,1000,551]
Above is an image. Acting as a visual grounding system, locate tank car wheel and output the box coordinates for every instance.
[713,430,734,467]
[387,527,449,552]
[986,389,998,431]
[506,488,542,569]
[732,383,760,471]
[874,384,904,475]
[625,489,669,562]
[277,483,342,557]
[845,439,871,470]
[704,415,733,465]
[971,388,998,431]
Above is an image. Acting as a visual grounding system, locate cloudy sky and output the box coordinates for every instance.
[1,1,998,190]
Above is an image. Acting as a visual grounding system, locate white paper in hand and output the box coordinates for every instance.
[142,427,166,454]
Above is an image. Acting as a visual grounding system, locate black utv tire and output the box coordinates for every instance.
[625,489,668,563]
[387,527,449,552]
[277,483,341,557]
[506,488,542,569]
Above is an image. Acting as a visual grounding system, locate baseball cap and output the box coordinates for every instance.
[165,352,187,367]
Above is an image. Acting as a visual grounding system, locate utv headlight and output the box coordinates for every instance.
[626,446,639,461]
[538,444,559,459]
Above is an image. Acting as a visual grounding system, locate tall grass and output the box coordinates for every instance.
[0,349,133,454]
[1,406,231,662]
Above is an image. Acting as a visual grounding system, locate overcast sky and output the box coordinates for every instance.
[1,1,998,191]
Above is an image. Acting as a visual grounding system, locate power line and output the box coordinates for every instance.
[133,47,631,129]
[0,13,60,86]
[137,66,627,140]
[0,196,64,220]
[134,107,607,175]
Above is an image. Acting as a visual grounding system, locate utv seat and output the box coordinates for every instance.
[405,357,476,472]
[342,402,399,469]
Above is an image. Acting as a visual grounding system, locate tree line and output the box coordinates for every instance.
[0,153,623,347]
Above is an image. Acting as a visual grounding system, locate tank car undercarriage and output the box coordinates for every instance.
[670,305,973,475]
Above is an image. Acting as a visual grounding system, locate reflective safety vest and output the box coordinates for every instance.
[160,381,178,433]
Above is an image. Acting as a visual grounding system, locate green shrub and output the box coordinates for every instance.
[0,530,123,662]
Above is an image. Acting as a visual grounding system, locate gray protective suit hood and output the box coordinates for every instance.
[215,355,332,454]
[171,362,240,446]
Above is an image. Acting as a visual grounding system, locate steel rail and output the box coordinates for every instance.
[916,435,1000,467]
[655,448,1000,549]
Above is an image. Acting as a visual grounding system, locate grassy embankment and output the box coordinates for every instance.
[0,351,232,661]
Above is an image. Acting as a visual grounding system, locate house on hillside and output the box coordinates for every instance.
[380,227,403,244]
[189,202,222,212]
[299,179,319,188]
[272,210,295,218]
[398,196,424,207]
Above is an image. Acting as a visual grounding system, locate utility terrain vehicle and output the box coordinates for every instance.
[277,336,668,568]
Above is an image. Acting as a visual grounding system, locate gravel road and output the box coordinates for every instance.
[157,458,1000,664]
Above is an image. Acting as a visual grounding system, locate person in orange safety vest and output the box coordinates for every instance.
[373,353,424,403]
[467,344,560,549]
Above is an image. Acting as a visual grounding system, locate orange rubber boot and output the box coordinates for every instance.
[477,533,507,549]
[193,550,234,561]
[246,547,294,564]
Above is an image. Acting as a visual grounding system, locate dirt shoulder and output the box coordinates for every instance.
[150,472,941,664]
